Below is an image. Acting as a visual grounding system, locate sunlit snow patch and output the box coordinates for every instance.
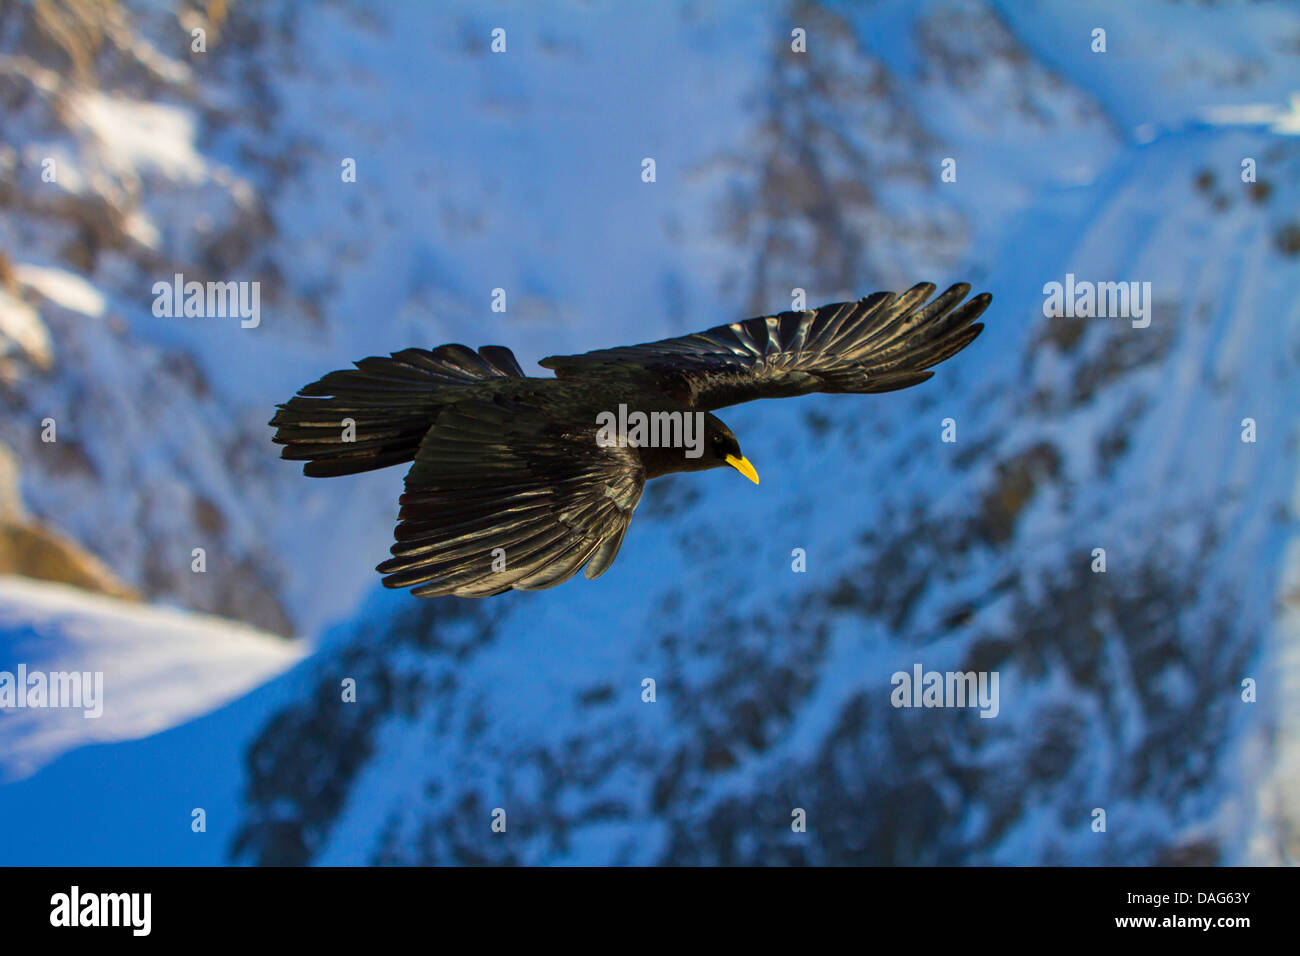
[0,577,306,782]
[1203,93,1300,135]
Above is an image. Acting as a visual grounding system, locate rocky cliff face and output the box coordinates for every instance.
[0,440,137,597]
[2,0,1297,865]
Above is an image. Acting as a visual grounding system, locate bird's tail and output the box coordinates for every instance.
[269,344,526,477]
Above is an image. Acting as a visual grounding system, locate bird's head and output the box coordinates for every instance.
[628,410,760,483]
[701,413,759,485]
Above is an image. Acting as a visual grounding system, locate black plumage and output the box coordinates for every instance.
[270,281,990,597]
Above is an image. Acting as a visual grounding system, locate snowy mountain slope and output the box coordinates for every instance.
[0,575,305,782]
[0,630,317,866]
[0,0,1295,865]
[997,0,1300,137]
[0,0,307,634]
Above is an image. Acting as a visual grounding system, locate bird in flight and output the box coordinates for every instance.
[271,281,990,597]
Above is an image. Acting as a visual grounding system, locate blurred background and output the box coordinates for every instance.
[0,0,1296,865]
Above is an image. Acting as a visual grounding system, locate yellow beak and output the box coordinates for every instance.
[725,454,760,485]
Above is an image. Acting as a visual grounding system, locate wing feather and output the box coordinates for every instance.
[539,282,989,410]
[376,398,644,597]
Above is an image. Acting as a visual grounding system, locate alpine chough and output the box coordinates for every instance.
[271,281,990,597]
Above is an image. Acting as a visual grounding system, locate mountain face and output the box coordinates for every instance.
[0,0,301,634]
[1,0,1298,865]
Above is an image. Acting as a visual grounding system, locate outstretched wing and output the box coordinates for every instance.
[377,398,644,597]
[539,282,990,411]
[269,344,526,477]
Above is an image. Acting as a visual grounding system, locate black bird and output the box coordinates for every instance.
[270,281,990,597]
